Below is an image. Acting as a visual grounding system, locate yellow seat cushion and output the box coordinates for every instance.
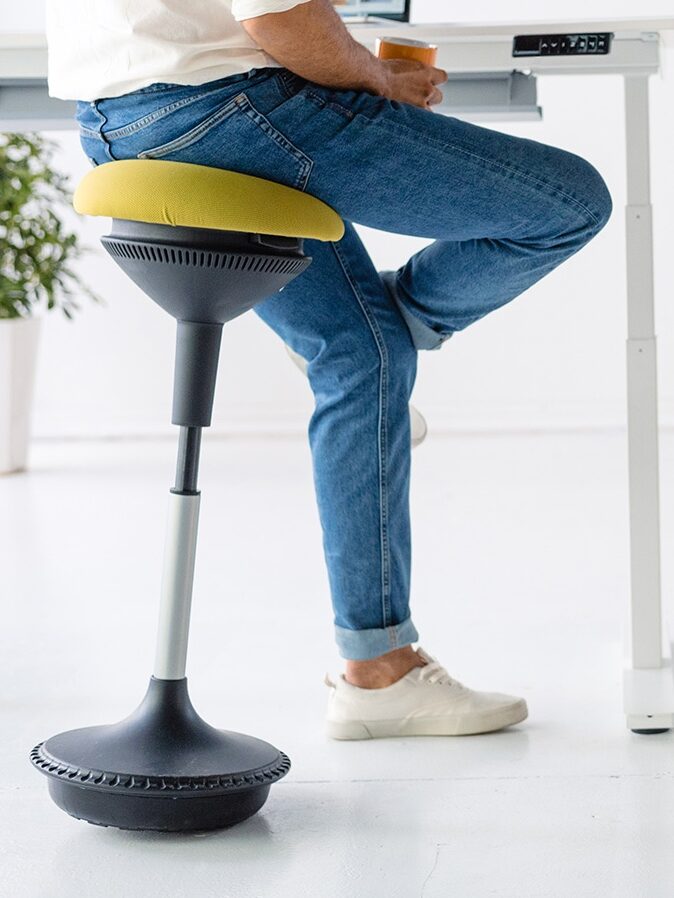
[74,159,344,242]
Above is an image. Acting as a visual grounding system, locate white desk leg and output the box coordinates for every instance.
[622,74,673,733]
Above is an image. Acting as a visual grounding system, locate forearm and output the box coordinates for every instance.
[239,0,387,95]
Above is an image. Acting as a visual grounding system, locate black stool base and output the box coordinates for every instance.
[46,777,271,833]
[30,677,290,833]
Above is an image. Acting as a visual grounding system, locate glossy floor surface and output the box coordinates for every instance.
[2,432,674,897]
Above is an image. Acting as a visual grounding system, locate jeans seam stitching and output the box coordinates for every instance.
[103,91,217,140]
[303,88,355,121]
[357,113,602,228]
[330,237,392,630]
[92,102,116,161]
[237,94,314,191]
[136,96,242,158]
[78,125,101,139]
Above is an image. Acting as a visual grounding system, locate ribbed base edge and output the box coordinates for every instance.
[31,677,290,832]
[47,777,271,832]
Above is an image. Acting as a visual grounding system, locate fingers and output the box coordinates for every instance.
[390,58,425,72]
[380,57,447,110]
[426,86,444,108]
[390,59,447,83]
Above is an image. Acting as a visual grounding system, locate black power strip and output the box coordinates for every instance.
[513,33,613,57]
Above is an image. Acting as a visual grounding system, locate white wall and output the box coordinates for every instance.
[2,1,45,31]
[5,3,674,436]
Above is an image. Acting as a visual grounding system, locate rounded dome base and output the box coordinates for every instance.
[30,677,290,832]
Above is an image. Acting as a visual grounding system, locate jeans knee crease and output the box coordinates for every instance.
[361,115,604,231]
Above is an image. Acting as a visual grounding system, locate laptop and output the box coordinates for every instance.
[334,0,410,23]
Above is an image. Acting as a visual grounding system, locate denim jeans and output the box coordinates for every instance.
[75,66,612,660]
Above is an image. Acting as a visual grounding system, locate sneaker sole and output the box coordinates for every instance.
[326,699,528,740]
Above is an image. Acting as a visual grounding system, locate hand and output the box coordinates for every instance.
[376,58,448,109]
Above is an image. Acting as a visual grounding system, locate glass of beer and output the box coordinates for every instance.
[375,36,438,67]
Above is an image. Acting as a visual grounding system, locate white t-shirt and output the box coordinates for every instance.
[46,0,312,101]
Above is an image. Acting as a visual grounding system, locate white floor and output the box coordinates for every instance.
[2,430,674,898]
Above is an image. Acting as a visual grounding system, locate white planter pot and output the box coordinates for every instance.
[0,316,42,474]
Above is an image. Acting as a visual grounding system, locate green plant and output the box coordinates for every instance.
[0,132,100,320]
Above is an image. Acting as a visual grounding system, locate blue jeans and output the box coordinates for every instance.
[76,66,612,660]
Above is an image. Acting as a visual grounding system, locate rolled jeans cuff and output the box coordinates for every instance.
[380,269,453,352]
[334,616,420,660]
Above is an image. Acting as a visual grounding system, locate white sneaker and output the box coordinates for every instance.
[325,647,528,739]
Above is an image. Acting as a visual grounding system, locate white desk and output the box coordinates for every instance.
[1,18,673,732]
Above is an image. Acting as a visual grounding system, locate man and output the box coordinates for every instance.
[47,0,612,739]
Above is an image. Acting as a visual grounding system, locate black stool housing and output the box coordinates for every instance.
[30,219,311,831]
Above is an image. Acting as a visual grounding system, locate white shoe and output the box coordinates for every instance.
[284,343,429,448]
[325,647,528,740]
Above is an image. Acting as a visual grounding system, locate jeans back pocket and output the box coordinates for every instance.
[124,92,313,193]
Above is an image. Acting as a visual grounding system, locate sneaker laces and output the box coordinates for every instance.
[418,660,460,687]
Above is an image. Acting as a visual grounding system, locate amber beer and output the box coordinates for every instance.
[375,36,438,67]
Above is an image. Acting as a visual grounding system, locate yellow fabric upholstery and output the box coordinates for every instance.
[74,159,344,242]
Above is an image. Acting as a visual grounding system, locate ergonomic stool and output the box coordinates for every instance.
[29,159,344,832]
